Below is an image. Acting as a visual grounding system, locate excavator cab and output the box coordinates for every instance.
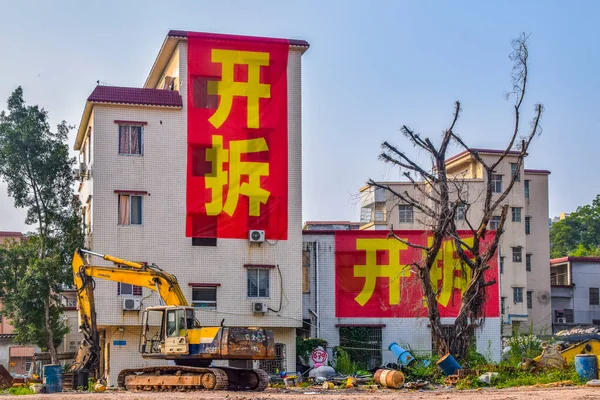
[140,306,195,356]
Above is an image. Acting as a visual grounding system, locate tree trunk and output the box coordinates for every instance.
[44,296,58,365]
[420,268,448,356]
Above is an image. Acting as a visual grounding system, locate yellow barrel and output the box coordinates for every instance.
[374,369,404,388]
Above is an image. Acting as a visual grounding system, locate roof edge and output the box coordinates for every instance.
[550,256,600,264]
[524,169,551,175]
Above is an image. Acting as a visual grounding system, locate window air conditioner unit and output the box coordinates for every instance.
[557,317,566,323]
[253,302,268,314]
[249,230,265,243]
[72,168,81,180]
[123,298,141,311]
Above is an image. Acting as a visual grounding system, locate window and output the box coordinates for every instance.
[500,256,505,274]
[118,194,142,225]
[527,291,533,309]
[455,202,466,221]
[524,180,530,198]
[302,251,310,294]
[513,287,523,303]
[118,125,142,155]
[511,163,520,182]
[65,297,77,308]
[398,205,414,223]
[590,288,600,306]
[512,247,522,262]
[525,216,531,234]
[192,287,217,310]
[526,254,532,271]
[258,343,286,374]
[118,283,142,296]
[512,207,522,222]
[501,297,506,314]
[247,269,270,298]
[489,216,501,230]
[491,174,503,193]
[340,327,383,370]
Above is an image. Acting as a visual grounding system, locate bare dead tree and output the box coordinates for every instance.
[368,33,543,360]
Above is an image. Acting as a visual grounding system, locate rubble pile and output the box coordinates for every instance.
[555,326,599,336]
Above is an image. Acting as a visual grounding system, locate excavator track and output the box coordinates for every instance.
[117,365,269,391]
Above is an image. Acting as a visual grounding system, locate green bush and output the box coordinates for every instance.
[332,347,358,375]
[8,386,35,395]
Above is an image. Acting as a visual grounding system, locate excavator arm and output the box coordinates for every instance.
[70,248,188,376]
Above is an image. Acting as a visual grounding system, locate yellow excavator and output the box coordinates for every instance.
[69,248,275,391]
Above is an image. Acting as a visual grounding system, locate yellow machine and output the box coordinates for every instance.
[69,248,275,391]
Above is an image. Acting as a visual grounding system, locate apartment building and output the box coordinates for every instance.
[550,256,600,332]
[73,30,309,385]
[359,149,551,335]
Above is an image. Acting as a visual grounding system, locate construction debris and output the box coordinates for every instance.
[0,364,13,389]
[556,326,599,336]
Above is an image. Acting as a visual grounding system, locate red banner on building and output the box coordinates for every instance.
[335,230,499,318]
[186,32,289,239]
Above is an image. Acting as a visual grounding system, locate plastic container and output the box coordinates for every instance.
[388,342,416,366]
[436,353,461,376]
[43,364,63,393]
[575,354,598,382]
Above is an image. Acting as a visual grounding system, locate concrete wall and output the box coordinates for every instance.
[302,233,502,363]
[570,261,600,323]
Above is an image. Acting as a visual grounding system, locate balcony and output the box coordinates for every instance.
[551,285,574,299]
[360,208,387,229]
[360,187,387,208]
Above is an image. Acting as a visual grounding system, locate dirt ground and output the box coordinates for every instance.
[2,386,599,400]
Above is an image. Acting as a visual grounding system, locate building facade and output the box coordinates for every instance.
[550,257,600,332]
[359,150,552,335]
[74,31,309,385]
[302,231,502,365]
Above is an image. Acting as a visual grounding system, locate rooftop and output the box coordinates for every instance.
[551,256,600,265]
[87,85,183,108]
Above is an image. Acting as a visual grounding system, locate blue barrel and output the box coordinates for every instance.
[575,354,598,382]
[436,353,461,376]
[43,364,63,393]
[388,342,416,366]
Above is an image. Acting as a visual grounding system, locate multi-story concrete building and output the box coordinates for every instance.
[73,30,309,385]
[550,256,600,332]
[359,149,551,335]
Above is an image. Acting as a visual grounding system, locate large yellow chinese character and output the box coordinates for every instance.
[426,237,474,307]
[353,239,411,306]
[208,49,270,129]
[205,135,270,217]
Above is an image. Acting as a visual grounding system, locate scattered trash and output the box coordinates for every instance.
[443,374,460,386]
[346,376,356,388]
[94,383,106,392]
[556,326,599,336]
[322,381,334,389]
[533,380,574,388]
[284,376,297,387]
[358,384,379,390]
[575,354,598,382]
[404,381,429,390]
[586,379,600,387]
[309,365,335,381]
[388,342,416,366]
[478,372,499,385]
[437,353,462,376]
[303,391,318,395]
[0,364,13,389]
[374,369,404,388]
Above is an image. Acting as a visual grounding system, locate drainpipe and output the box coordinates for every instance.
[315,241,320,339]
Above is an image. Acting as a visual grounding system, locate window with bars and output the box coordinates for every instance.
[590,288,599,306]
[339,327,382,370]
[398,205,414,223]
[512,207,522,222]
[524,180,530,198]
[512,247,522,262]
[247,269,270,298]
[500,256,505,274]
[454,202,466,221]
[513,287,524,303]
[302,251,310,294]
[118,283,142,296]
[510,163,520,182]
[527,291,533,309]
[258,343,286,374]
[501,297,506,314]
[491,174,503,193]
[526,254,532,271]
[489,216,501,230]
[525,216,531,234]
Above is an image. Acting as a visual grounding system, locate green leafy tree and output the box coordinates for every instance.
[550,195,600,258]
[0,87,83,364]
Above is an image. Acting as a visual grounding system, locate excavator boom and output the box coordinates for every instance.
[69,249,274,391]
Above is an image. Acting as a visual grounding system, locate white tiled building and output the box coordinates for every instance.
[359,150,552,335]
[74,30,309,385]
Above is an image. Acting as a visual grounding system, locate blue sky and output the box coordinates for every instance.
[0,0,598,232]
